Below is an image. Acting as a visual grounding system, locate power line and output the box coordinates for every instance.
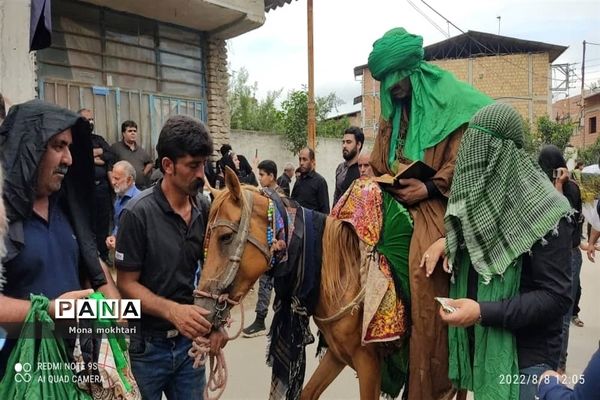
[571,70,595,90]
[405,0,449,39]
[419,0,575,84]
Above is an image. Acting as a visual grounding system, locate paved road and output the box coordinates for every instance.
[216,249,599,399]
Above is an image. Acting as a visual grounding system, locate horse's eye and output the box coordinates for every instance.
[220,233,234,244]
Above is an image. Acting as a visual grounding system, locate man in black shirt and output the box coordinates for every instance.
[291,147,330,214]
[110,120,153,189]
[116,115,224,399]
[333,126,364,205]
[79,108,114,263]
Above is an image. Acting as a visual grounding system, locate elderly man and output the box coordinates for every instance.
[358,151,374,178]
[105,160,141,251]
[0,100,119,378]
[276,162,295,196]
[367,27,492,400]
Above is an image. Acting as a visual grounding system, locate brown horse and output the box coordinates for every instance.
[196,168,382,399]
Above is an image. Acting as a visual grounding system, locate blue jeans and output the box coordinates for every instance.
[129,334,205,400]
[520,363,552,400]
[255,274,273,320]
[559,248,581,369]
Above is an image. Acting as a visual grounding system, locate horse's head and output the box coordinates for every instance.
[196,167,272,327]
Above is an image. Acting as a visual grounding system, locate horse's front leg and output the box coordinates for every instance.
[352,346,381,400]
[300,349,346,400]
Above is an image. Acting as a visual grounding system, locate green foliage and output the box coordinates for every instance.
[521,120,540,156]
[577,137,600,165]
[280,88,346,153]
[281,89,309,153]
[228,68,347,151]
[318,117,350,138]
[228,67,284,132]
[536,115,576,152]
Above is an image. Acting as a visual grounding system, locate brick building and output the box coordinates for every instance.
[354,31,567,138]
[553,91,600,148]
[0,0,295,153]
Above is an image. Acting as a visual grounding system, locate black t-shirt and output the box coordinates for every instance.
[291,170,330,214]
[91,134,114,183]
[333,162,360,206]
[115,181,208,331]
[110,141,153,189]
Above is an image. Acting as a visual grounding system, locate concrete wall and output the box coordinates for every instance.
[81,0,266,39]
[230,129,374,206]
[0,0,37,106]
[359,53,553,137]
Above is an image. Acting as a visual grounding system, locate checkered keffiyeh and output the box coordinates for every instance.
[445,103,571,282]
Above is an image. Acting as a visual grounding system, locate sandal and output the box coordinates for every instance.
[572,316,584,327]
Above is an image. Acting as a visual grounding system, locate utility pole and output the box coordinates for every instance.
[306,0,316,150]
[581,40,586,145]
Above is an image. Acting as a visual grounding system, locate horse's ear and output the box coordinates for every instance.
[224,166,242,202]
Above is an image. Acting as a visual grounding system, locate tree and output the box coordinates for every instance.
[281,89,309,153]
[577,137,600,165]
[228,67,283,132]
[280,88,346,153]
[537,115,576,152]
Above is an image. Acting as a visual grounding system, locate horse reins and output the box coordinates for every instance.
[192,189,281,400]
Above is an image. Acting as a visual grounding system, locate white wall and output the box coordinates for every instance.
[0,0,37,106]
[230,130,373,206]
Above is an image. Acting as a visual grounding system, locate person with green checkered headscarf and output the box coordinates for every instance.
[367,27,492,400]
[422,103,574,400]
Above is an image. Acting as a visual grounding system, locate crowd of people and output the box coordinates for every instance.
[0,26,598,400]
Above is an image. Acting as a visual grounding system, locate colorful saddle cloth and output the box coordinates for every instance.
[331,176,411,344]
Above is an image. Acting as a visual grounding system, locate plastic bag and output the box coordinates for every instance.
[0,294,92,399]
[76,292,140,399]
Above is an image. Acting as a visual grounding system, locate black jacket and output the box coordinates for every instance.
[478,217,573,370]
[0,100,107,290]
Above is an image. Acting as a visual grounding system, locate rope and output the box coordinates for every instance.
[188,293,245,400]
[313,287,365,324]
[314,246,372,324]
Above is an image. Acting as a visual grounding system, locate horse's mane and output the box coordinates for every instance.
[320,218,361,308]
[210,186,361,309]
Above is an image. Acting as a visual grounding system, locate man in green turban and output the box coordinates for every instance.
[367,27,492,400]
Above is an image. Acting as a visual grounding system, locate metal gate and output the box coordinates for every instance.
[39,79,206,155]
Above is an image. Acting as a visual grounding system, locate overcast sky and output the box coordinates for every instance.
[227,0,600,116]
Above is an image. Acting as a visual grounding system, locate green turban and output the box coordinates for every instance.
[368,27,493,163]
[368,27,424,121]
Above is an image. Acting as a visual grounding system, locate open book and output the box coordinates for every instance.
[373,160,437,187]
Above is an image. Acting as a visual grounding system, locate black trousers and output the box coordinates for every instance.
[94,182,112,262]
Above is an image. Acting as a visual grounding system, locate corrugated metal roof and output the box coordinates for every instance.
[264,0,296,12]
[354,31,568,76]
[425,30,567,63]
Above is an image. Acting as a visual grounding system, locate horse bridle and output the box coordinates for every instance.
[195,189,273,326]
[213,190,273,289]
